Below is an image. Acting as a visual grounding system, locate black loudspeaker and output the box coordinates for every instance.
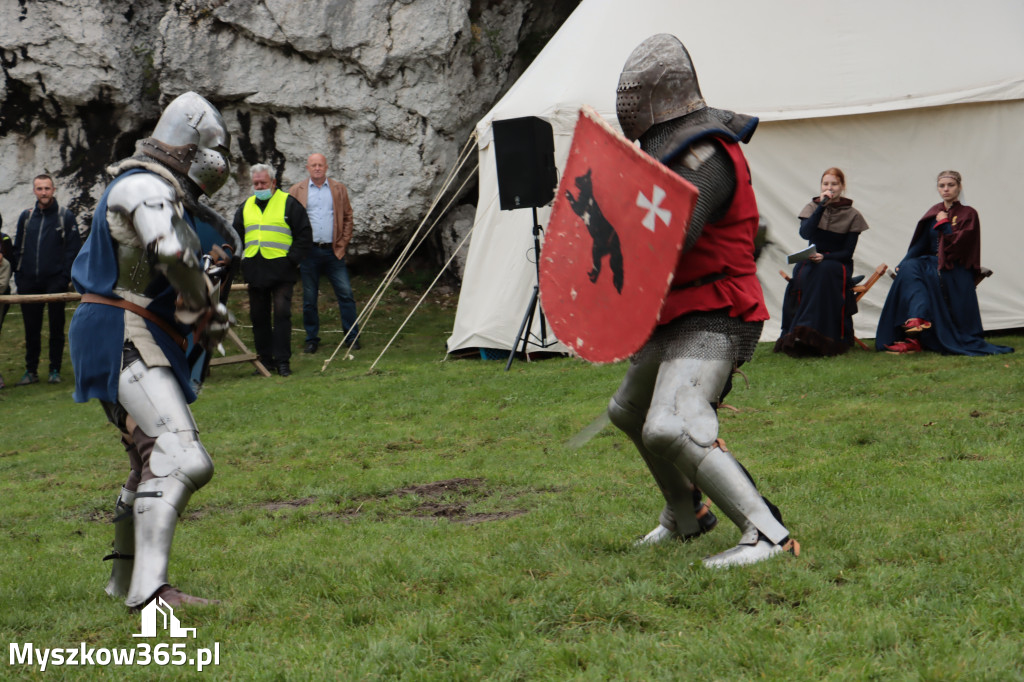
[492,116,557,211]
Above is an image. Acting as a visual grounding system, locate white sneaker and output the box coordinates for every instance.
[702,538,800,569]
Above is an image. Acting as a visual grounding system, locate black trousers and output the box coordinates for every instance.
[17,274,68,374]
[0,283,9,336]
[248,281,294,366]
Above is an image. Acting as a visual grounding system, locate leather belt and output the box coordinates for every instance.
[671,272,729,291]
[80,293,187,351]
[314,242,333,249]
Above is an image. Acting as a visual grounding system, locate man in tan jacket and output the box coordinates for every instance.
[288,153,360,353]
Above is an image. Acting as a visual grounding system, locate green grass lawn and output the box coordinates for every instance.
[2,276,1023,680]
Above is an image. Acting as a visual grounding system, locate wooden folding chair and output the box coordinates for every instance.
[851,263,888,350]
[853,263,889,301]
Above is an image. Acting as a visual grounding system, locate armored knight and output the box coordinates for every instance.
[69,92,239,607]
[608,35,799,567]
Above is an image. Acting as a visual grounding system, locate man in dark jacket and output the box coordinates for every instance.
[0,226,10,389]
[13,174,81,385]
[233,164,312,376]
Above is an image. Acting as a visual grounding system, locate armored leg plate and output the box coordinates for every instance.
[104,487,136,598]
[124,477,193,608]
[609,363,707,540]
[693,445,790,544]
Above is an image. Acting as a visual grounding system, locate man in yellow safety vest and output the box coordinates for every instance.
[233,163,312,376]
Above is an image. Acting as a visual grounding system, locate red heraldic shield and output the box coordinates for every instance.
[540,106,698,363]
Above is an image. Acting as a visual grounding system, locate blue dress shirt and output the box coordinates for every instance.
[307,180,335,244]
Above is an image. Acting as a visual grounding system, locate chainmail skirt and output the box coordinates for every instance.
[631,310,763,365]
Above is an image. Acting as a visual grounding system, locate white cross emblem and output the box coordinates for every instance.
[637,185,671,232]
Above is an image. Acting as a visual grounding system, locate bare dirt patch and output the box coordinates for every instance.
[258,496,317,512]
[390,477,484,498]
[406,500,528,525]
[340,478,528,524]
[86,480,534,525]
[79,509,109,522]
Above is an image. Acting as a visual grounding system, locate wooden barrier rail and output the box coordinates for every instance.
[0,284,270,377]
[0,292,82,304]
[0,283,250,305]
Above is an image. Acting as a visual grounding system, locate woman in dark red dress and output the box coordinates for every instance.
[876,170,1013,356]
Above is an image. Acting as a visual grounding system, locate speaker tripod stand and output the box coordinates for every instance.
[505,207,559,371]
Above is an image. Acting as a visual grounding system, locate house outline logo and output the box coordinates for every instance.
[132,597,197,639]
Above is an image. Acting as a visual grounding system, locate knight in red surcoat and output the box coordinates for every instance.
[608,34,799,567]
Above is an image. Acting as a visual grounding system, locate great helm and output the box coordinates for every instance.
[616,34,706,142]
[141,92,231,196]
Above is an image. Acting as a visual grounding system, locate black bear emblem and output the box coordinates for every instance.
[564,169,624,294]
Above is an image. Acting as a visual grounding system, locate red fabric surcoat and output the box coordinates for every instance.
[658,138,768,325]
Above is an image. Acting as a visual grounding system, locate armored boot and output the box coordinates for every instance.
[125,475,217,608]
[695,440,799,568]
[702,528,800,568]
[147,585,218,608]
[636,491,718,546]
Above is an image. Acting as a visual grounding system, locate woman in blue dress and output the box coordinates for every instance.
[876,170,1012,356]
[775,167,869,357]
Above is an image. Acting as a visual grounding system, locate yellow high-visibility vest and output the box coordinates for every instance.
[242,190,292,259]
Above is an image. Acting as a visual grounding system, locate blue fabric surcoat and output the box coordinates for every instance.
[69,169,198,404]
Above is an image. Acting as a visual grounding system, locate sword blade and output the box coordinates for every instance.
[566,410,611,450]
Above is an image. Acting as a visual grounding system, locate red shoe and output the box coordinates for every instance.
[885,338,922,354]
[903,318,932,333]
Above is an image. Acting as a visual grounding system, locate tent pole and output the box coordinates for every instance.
[322,132,479,372]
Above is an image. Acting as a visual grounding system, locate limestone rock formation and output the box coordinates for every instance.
[0,0,578,267]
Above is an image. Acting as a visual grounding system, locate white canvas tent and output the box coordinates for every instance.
[448,0,1024,355]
